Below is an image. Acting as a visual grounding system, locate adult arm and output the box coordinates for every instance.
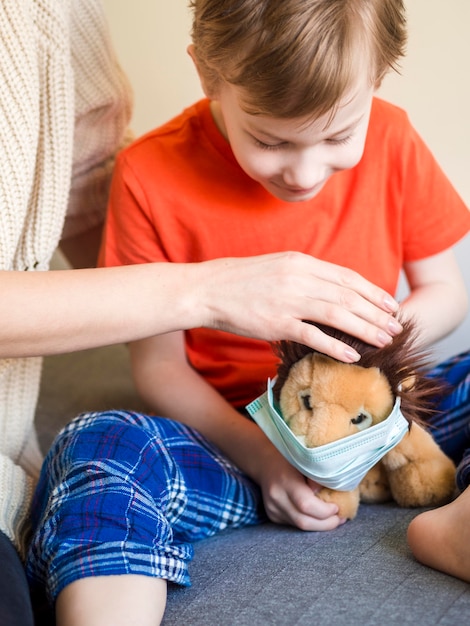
[0,252,401,359]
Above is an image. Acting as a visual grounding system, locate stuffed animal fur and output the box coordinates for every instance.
[272,319,456,519]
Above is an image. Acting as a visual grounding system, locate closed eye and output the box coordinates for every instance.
[325,135,352,146]
[253,137,287,151]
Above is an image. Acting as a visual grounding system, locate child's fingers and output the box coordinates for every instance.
[262,468,344,531]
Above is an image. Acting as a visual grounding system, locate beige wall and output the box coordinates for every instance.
[102,0,470,358]
[102,1,199,134]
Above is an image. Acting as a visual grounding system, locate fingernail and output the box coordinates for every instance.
[378,330,392,346]
[344,347,360,362]
[388,318,403,335]
[384,295,399,313]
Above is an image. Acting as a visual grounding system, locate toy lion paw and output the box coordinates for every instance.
[359,462,392,503]
[386,457,456,507]
[382,423,456,507]
[317,486,360,520]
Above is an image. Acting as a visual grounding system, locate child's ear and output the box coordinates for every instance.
[187,44,216,99]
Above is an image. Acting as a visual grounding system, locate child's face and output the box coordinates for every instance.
[210,79,374,202]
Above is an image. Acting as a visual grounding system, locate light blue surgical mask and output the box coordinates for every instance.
[246,378,409,491]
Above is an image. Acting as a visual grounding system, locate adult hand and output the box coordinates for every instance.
[195,251,402,362]
[0,251,400,360]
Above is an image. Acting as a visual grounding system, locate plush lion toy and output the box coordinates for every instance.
[272,319,456,519]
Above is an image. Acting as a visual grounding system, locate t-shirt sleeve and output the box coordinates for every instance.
[398,119,469,261]
[99,150,169,267]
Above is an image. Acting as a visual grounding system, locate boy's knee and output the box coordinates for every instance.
[50,410,159,467]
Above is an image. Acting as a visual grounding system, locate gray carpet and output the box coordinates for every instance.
[35,345,470,625]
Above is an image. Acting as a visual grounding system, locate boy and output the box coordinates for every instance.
[27,1,470,624]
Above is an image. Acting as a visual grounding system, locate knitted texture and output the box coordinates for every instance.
[0,0,132,553]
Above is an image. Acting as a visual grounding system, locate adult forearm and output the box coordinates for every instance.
[0,264,197,357]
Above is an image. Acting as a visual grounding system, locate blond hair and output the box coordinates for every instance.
[190,0,406,118]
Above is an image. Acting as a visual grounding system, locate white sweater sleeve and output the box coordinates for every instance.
[62,0,134,240]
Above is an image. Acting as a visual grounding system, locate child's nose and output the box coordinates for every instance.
[282,149,327,190]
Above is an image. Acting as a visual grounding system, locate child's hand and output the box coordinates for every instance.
[258,447,345,531]
[194,251,402,363]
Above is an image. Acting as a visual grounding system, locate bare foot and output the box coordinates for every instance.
[407,487,470,583]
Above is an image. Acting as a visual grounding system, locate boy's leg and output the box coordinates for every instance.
[425,349,470,462]
[56,575,167,626]
[407,353,470,582]
[26,410,264,622]
[407,485,470,583]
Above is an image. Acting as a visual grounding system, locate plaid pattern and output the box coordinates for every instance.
[26,411,264,601]
[25,350,470,603]
[427,349,470,491]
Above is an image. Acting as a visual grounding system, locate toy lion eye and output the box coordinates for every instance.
[351,413,367,425]
[300,393,312,411]
[351,411,373,431]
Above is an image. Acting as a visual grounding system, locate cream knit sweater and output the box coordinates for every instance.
[0,0,132,555]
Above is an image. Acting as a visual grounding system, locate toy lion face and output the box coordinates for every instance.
[272,318,446,447]
[279,353,394,447]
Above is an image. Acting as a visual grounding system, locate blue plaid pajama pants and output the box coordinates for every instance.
[26,412,265,602]
[426,349,470,491]
[26,350,470,603]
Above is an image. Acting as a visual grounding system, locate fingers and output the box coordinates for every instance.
[303,283,402,349]
[274,253,402,342]
[268,508,344,532]
[285,317,401,363]
[270,495,345,532]
[257,253,403,358]
[262,469,346,531]
[195,252,403,357]
[330,262,399,315]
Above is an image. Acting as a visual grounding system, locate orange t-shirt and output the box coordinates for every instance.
[100,97,470,408]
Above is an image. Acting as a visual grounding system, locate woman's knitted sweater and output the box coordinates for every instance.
[0,0,132,555]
